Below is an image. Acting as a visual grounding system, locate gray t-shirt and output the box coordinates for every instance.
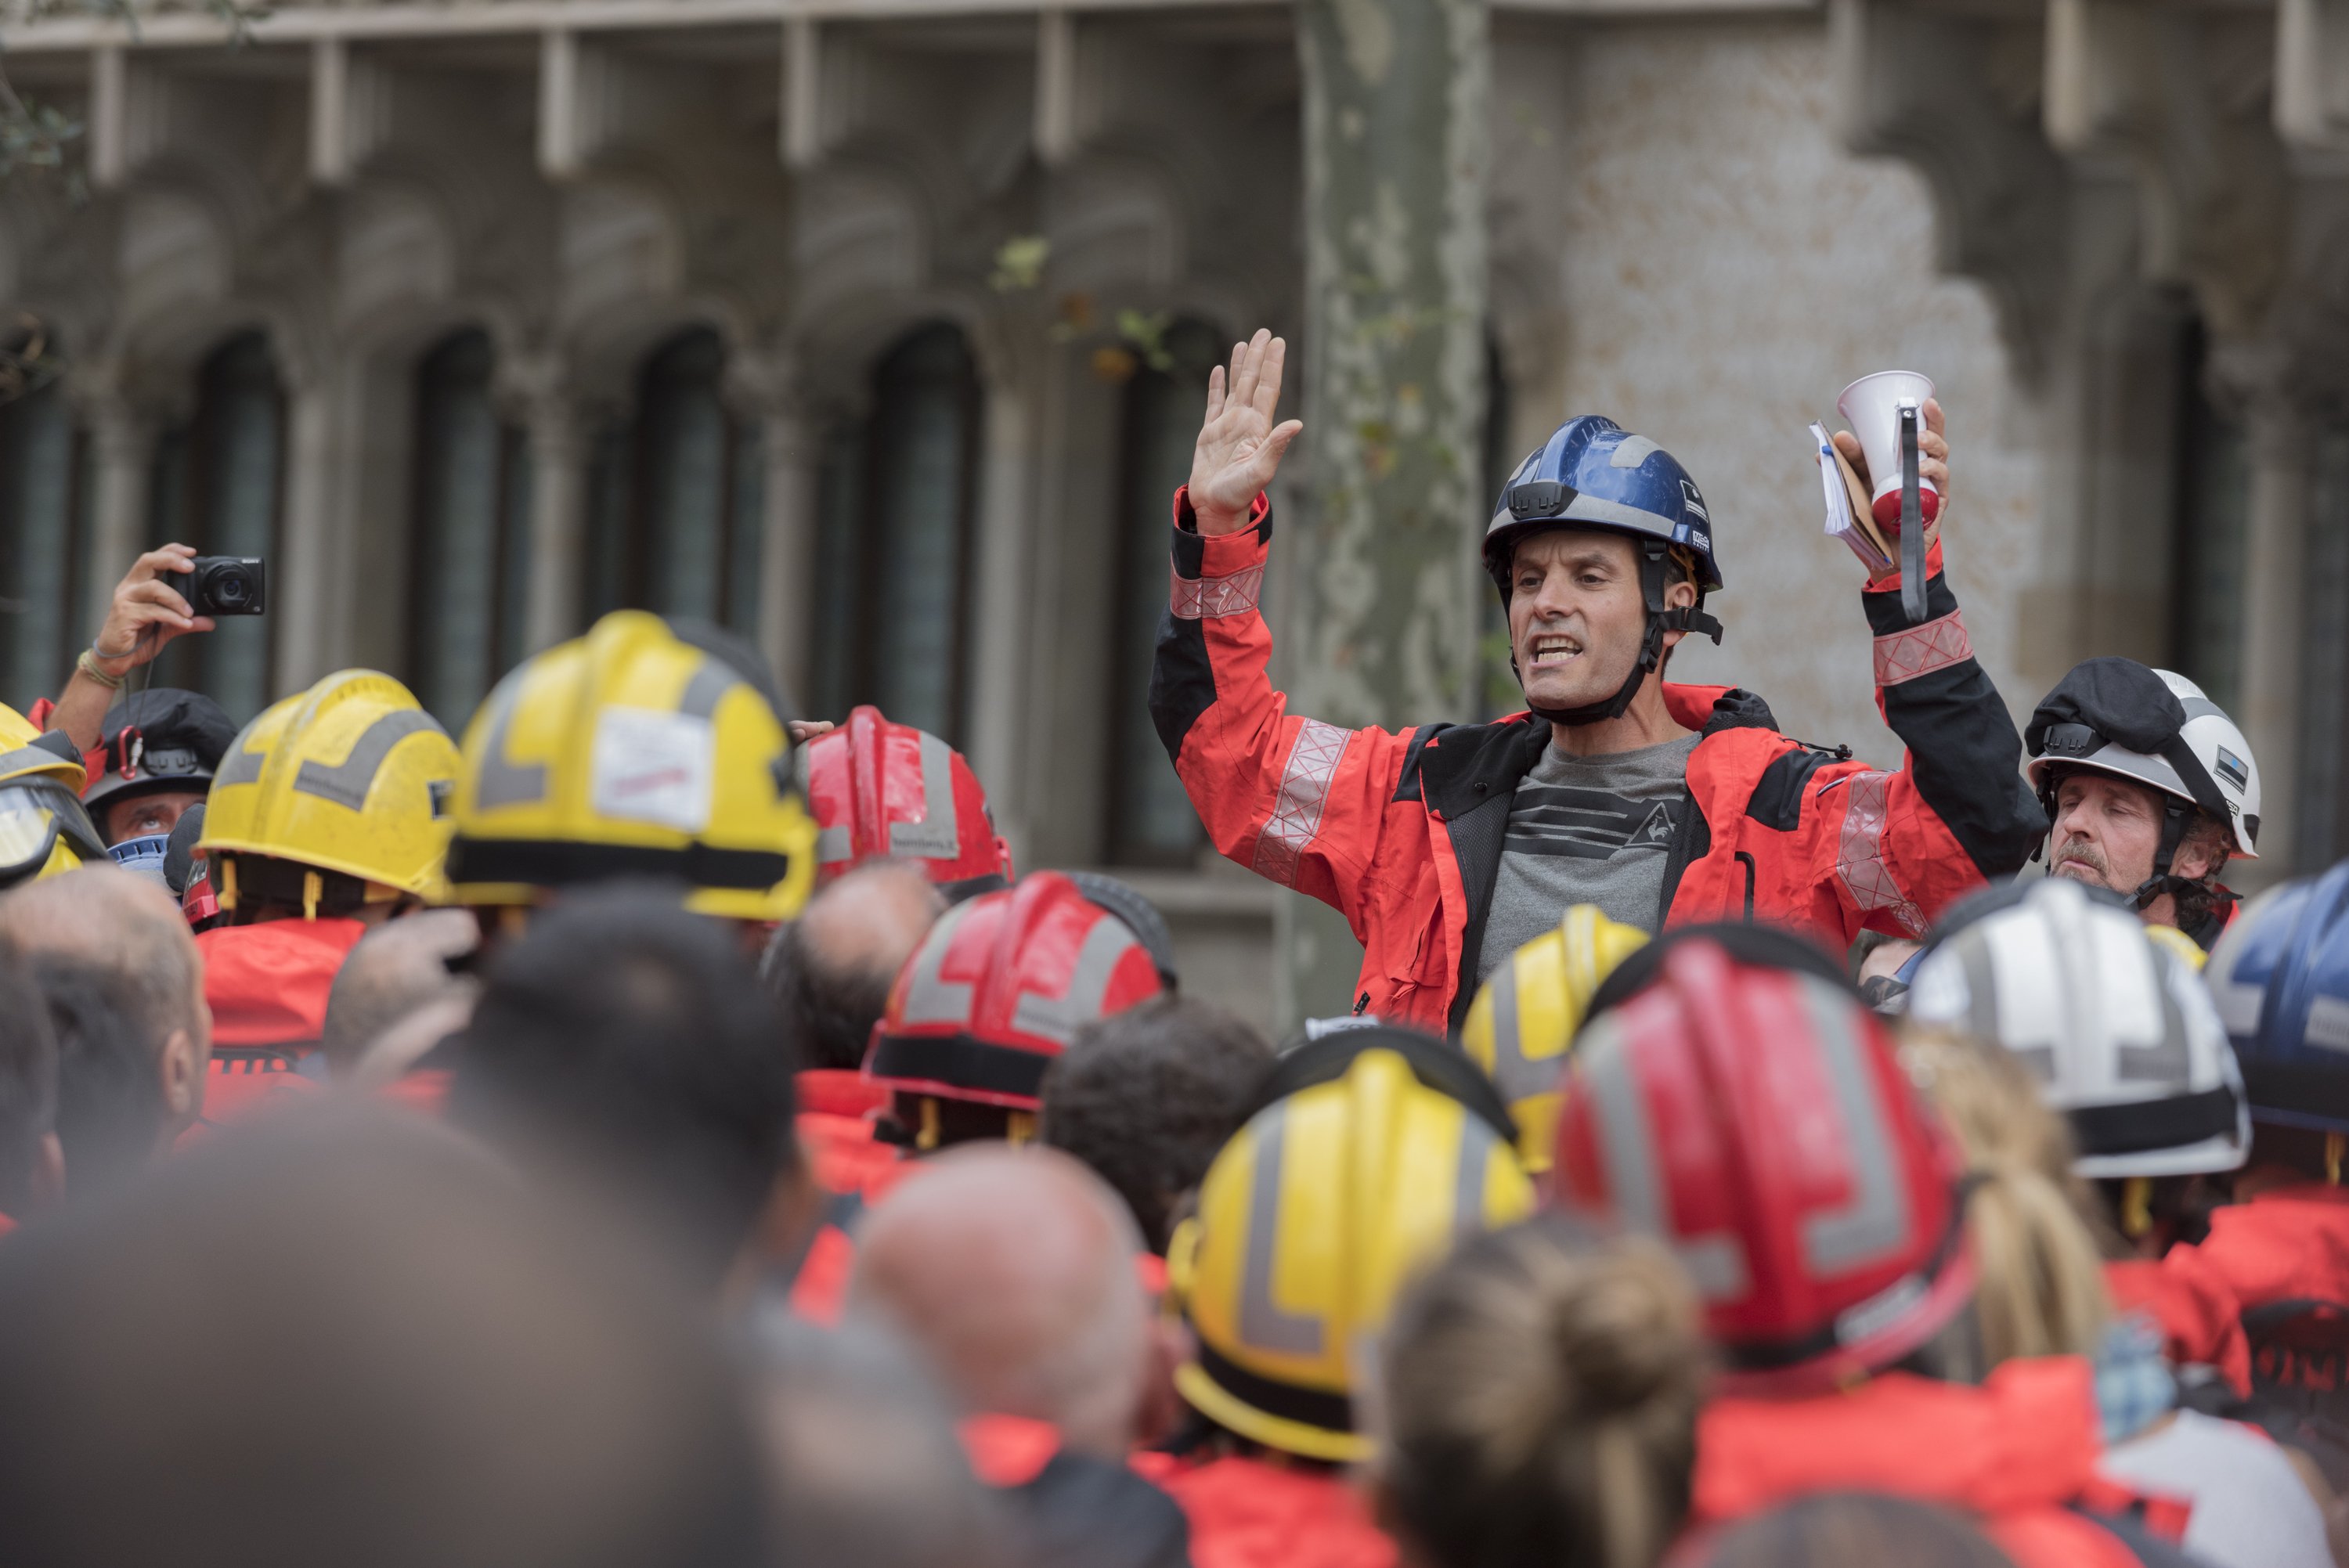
[1474,733,1699,984]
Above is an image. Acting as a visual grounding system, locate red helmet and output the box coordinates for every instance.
[806,705,1011,899]
[864,871,1164,1109]
[1550,938,1974,1394]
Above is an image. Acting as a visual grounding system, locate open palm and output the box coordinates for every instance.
[1189,329,1304,536]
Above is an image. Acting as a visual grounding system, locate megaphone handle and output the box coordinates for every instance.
[1899,402,1925,624]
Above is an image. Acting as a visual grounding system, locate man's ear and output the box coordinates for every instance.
[2174,826,2227,883]
[160,1027,204,1131]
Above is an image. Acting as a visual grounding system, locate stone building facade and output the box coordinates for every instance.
[0,0,2342,1023]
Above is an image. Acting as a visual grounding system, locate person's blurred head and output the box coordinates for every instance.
[762,862,944,1072]
[847,1144,1158,1458]
[1037,997,1272,1253]
[30,957,164,1195]
[1373,1216,1705,1568]
[756,1318,1013,1568]
[449,886,804,1294]
[322,908,478,1080]
[1898,1030,2111,1370]
[1696,1492,2018,1568]
[0,940,60,1220]
[0,867,210,1137]
[0,1108,767,1568]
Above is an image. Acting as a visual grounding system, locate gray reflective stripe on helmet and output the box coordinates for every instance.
[1958,932,2033,1077]
[1558,492,1677,539]
[2178,697,2228,726]
[1800,979,1913,1274]
[680,661,737,721]
[294,709,447,813]
[1608,434,1661,469]
[888,731,962,860]
[816,824,853,863]
[1485,953,1558,1107]
[0,746,67,781]
[1010,914,1139,1045]
[1580,1020,1748,1299]
[214,732,268,788]
[895,900,979,1026]
[2119,939,2193,1086]
[1238,1102,1326,1356]
[1453,1119,1496,1237]
[472,676,547,810]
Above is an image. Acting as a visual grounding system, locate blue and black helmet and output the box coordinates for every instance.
[1483,416,1723,596]
[2206,860,2349,1134]
[1484,416,1723,724]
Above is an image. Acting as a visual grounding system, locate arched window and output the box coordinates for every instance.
[0,345,91,708]
[1106,319,1221,866]
[806,323,982,742]
[408,328,529,730]
[147,330,283,721]
[583,327,764,637]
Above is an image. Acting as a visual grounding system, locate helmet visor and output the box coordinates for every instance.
[0,777,107,887]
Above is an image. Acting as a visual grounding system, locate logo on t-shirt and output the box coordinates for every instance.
[1503,785,1684,860]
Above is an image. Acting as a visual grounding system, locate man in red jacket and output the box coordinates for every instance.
[1153,331,2044,1033]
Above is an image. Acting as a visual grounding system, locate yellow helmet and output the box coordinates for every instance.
[1460,904,1648,1172]
[0,704,101,891]
[1166,1033,1534,1462]
[2145,921,2208,972]
[444,611,817,922]
[200,670,460,914]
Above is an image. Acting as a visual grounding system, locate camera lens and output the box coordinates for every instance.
[215,572,249,606]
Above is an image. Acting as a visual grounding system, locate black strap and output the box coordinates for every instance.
[1192,1339,1354,1436]
[446,834,793,894]
[866,1032,1051,1102]
[2066,1085,2240,1159]
[1899,403,1926,625]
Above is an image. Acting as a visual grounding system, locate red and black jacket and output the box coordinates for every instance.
[1149,489,2045,1033]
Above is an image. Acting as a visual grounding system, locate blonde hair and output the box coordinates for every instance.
[1375,1216,1706,1568]
[1898,1027,2111,1368]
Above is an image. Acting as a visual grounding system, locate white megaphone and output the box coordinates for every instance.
[1835,370,1939,532]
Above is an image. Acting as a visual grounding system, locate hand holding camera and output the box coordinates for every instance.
[87,545,266,681]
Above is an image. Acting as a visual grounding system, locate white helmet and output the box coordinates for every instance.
[2026,665,2259,862]
[1906,877,2249,1179]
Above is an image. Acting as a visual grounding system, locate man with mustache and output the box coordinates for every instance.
[2025,658,2259,952]
[1149,330,2046,1034]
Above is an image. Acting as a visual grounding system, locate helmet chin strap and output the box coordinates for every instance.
[1513,539,1722,727]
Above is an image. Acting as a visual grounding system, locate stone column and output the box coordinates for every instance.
[79,395,152,636]
[964,333,1043,868]
[1286,0,1489,1026]
[274,374,342,692]
[756,402,823,707]
[2235,387,2315,882]
[519,387,590,654]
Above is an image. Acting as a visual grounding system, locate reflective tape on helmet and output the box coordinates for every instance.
[1009,916,1146,1046]
[888,731,963,861]
[1237,1103,1326,1358]
[293,709,447,812]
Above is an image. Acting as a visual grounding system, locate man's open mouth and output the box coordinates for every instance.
[1527,634,1583,669]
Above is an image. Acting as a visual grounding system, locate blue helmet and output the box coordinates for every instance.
[1483,416,1723,724]
[2206,860,2349,1133]
[1484,416,1723,595]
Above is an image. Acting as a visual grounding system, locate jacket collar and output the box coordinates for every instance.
[1416,687,1779,822]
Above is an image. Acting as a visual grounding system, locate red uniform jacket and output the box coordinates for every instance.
[1131,1452,1395,1568]
[2105,1256,2252,1397]
[1692,1357,2188,1568]
[1151,491,2044,1032]
[193,917,365,1123]
[798,1069,898,1199]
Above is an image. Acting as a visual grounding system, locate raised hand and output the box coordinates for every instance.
[1189,329,1304,537]
[1831,396,1950,562]
[88,545,215,678]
